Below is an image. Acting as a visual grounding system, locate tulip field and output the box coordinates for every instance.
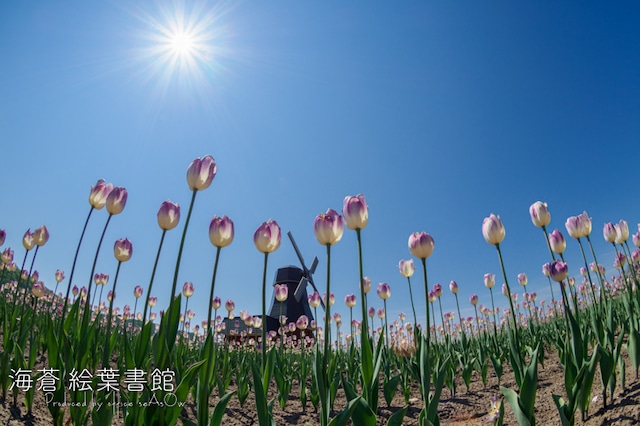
[2,155,640,426]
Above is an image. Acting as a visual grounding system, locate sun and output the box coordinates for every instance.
[130,1,230,89]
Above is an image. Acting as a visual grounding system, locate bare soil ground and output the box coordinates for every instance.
[2,348,640,425]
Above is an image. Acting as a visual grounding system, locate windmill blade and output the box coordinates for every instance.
[294,277,307,302]
[287,231,309,273]
[309,257,318,275]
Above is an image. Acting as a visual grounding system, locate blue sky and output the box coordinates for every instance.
[1,1,639,334]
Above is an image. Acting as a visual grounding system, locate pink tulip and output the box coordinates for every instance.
[106,187,128,215]
[313,209,344,246]
[469,294,478,306]
[449,280,459,294]
[182,282,194,298]
[603,222,617,243]
[398,259,415,278]
[114,238,133,262]
[548,229,566,254]
[274,284,288,302]
[33,225,49,247]
[517,273,528,287]
[209,215,235,248]
[133,285,143,299]
[549,260,569,282]
[529,201,551,228]
[157,201,181,231]
[254,219,281,253]
[344,294,357,308]
[186,155,217,191]
[89,179,113,210]
[482,214,505,245]
[342,194,369,230]
[408,231,435,260]
[484,273,495,289]
[55,269,65,283]
[23,229,35,251]
[377,283,391,300]
[0,229,5,246]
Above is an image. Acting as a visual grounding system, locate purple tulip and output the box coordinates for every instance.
[106,187,128,215]
[186,155,217,191]
[313,209,344,246]
[113,238,133,262]
[398,259,415,278]
[342,194,368,230]
[33,225,50,247]
[157,200,181,231]
[549,260,569,282]
[408,231,435,260]
[482,214,505,245]
[254,219,281,253]
[449,280,459,294]
[377,282,391,300]
[529,201,551,228]
[89,179,113,210]
[603,222,617,243]
[548,229,566,254]
[209,215,234,248]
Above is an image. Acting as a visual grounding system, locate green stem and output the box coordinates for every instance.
[356,229,367,337]
[261,252,269,371]
[102,261,122,367]
[167,189,198,324]
[323,244,332,372]
[407,276,418,333]
[577,238,599,309]
[142,230,167,324]
[207,246,222,330]
[81,213,113,335]
[496,243,520,346]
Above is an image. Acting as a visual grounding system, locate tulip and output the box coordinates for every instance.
[398,259,415,278]
[502,283,508,297]
[55,269,65,283]
[342,194,368,230]
[361,276,371,294]
[107,290,115,302]
[377,282,391,300]
[428,291,436,303]
[113,238,133,262]
[484,273,495,289]
[565,211,592,239]
[297,315,309,330]
[615,220,629,244]
[345,294,356,308]
[0,229,5,246]
[482,214,505,245]
[517,273,528,287]
[133,285,143,298]
[275,284,288,302]
[548,229,566,254]
[377,308,385,319]
[449,280,459,294]
[148,296,157,307]
[433,283,442,298]
[89,179,114,210]
[1,248,13,264]
[212,296,221,310]
[186,155,217,191]
[33,225,49,247]
[470,294,479,306]
[368,306,376,318]
[157,201,181,231]
[549,260,569,282]
[323,292,335,306]
[182,282,194,298]
[209,215,234,248]
[408,232,435,259]
[529,201,551,228]
[309,292,321,308]
[32,281,45,298]
[72,285,79,297]
[105,187,128,215]
[542,263,552,277]
[603,222,617,243]
[633,231,640,248]
[253,219,281,253]
[23,229,35,251]
[314,209,344,246]
[225,299,235,312]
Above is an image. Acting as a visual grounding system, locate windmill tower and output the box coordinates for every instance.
[265,232,324,335]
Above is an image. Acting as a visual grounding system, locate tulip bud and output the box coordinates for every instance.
[0,229,5,246]
[114,238,133,262]
[324,292,335,306]
[106,187,128,215]
[32,281,45,298]
[603,222,617,243]
[361,276,371,294]
[469,294,478,306]
[449,280,459,294]
[368,306,376,318]
[615,220,629,245]
[529,201,551,228]
[253,219,281,253]
[484,273,495,289]
[433,283,442,298]
[33,225,50,247]
[107,290,115,302]
[549,260,569,282]
[377,308,385,319]
[89,179,114,210]
[408,232,435,260]
[148,296,157,307]
[428,290,436,303]
[1,248,13,264]
[23,229,35,251]
[182,282,194,298]
[296,315,309,330]
[186,155,217,191]
[308,292,321,308]
[398,259,415,278]
[344,293,356,308]
[55,269,65,283]
[548,229,566,254]
[633,231,640,248]
[72,285,79,296]
[211,296,221,310]
[482,214,505,245]
[157,201,180,231]
[274,284,288,302]
[501,283,508,297]
[517,273,528,287]
[225,299,235,312]
[377,282,391,300]
[313,209,344,246]
[208,215,235,248]
[133,285,143,299]
[342,194,369,230]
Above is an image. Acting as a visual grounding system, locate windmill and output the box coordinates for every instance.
[265,231,324,335]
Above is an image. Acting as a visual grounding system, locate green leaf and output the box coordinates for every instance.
[519,342,540,416]
[252,362,275,426]
[386,406,408,426]
[500,386,531,426]
[551,394,572,426]
[383,375,401,406]
[328,396,361,426]
[209,390,236,426]
[342,376,376,426]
